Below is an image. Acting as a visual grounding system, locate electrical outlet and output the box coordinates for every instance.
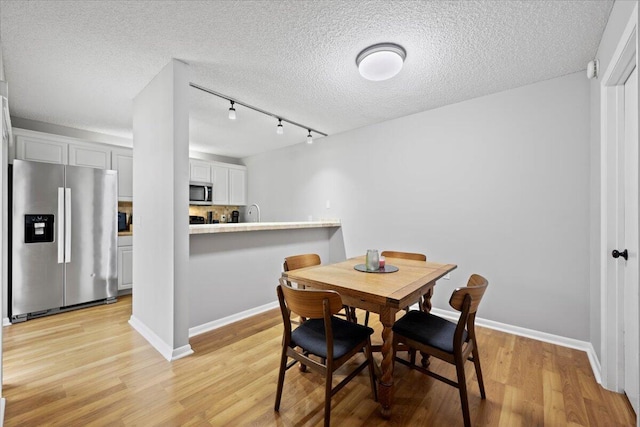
[326,199,331,209]
[443,273,451,280]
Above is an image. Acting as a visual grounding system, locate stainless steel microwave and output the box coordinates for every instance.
[189,182,213,205]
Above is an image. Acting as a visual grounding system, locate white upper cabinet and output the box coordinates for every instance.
[112,148,133,200]
[68,143,111,169]
[189,160,211,183]
[229,166,247,206]
[15,132,68,164]
[189,159,247,206]
[13,129,115,170]
[211,164,229,205]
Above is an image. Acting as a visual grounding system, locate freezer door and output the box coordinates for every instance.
[64,165,118,306]
[11,160,65,316]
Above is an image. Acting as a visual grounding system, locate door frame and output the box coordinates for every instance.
[600,4,638,392]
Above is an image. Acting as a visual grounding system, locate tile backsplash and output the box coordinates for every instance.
[189,205,240,223]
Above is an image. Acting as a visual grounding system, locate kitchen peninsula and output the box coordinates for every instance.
[188,220,343,335]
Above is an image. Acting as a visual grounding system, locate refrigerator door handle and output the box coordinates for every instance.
[65,188,72,263]
[57,187,64,264]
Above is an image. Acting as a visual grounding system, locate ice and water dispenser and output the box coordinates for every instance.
[24,214,55,243]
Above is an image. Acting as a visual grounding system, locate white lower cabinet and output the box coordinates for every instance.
[117,245,133,291]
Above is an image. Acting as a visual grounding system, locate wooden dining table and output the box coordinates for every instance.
[281,255,457,417]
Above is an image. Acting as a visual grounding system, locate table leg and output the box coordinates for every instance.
[378,306,397,418]
[422,285,434,312]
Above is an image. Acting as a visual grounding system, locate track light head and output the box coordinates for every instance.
[228,100,236,120]
[277,119,284,135]
[306,130,313,144]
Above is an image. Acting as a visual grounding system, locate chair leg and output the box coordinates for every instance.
[409,348,416,366]
[455,356,471,427]
[365,341,378,401]
[472,344,486,399]
[274,347,288,411]
[299,350,308,372]
[364,310,370,326]
[350,307,357,323]
[324,370,333,427]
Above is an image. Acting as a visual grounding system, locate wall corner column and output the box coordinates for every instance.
[130,59,192,361]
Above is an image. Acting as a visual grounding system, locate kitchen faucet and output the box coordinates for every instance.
[248,203,261,222]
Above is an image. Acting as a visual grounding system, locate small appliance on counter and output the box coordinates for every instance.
[231,210,240,223]
[189,215,205,224]
[118,212,127,231]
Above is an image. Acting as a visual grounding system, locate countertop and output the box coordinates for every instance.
[189,220,341,234]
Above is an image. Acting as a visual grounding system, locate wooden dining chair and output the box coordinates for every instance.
[284,254,353,322]
[391,274,488,427]
[362,250,427,326]
[283,253,321,273]
[380,250,427,262]
[274,280,377,427]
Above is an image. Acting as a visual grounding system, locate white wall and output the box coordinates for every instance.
[589,0,637,364]
[188,227,338,329]
[131,59,191,360]
[245,72,591,340]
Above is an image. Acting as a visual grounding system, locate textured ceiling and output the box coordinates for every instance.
[0,0,613,158]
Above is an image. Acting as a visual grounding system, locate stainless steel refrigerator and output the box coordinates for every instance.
[11,159,118,322]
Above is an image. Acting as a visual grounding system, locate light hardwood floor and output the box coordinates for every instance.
[2,295,636,426]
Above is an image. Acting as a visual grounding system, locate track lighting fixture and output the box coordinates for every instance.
[190,83,327,145]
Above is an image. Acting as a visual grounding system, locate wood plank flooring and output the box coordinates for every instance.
[2,295,636,426]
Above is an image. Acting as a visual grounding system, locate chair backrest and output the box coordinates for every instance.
[449,274,488,314]
[277,279,343,319]
[380,251,426,262]
[283,253,321,272]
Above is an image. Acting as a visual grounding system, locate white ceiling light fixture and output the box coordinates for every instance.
[356,43,406,81]
[228,100,236,120]
[306,130,313,144]
[276,119,284,134]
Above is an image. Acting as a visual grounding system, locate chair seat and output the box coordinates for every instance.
[291,317,374,359]
[393,310,468,354]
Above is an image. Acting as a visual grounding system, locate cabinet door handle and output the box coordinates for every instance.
[612,249,628,260]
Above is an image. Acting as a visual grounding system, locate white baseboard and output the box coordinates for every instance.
[430,308,602,384]
[171,344,194,361]
[0,397,5,427]
[189,300,279,338]
[186,302,604,385]
[128,315,194,361]
[2,318,9,327]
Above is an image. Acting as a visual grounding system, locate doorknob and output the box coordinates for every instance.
[612,249,629,260]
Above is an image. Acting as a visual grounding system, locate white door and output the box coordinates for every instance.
[622,66,639,414]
